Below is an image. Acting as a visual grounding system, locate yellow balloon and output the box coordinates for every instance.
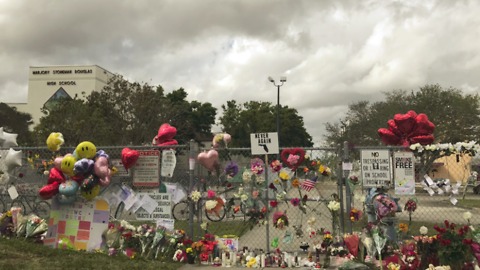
[61,154,77,177]
[46,132,64,152]
[75,141,97,159]
[81,184,100,200]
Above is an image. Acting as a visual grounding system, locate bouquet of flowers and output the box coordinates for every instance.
[0,211,14,237]
[373,194,398,219]
[272,211,289,229]
[25,214,48,238]
[327,197,341,236]
[136,224,155,256]
[434,220,473,269]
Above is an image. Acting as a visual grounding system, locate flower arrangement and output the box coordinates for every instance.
[270,160,282,172]
[250,158,264,175]
[349,207,363,222]
[190,190,202,202]
[272,211,289,229]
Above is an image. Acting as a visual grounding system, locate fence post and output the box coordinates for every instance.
[344,141,352,234]
[337,145,345,236]
[188,140,196,239]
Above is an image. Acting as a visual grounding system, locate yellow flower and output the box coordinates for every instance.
[279,171,290,181]
[399,223,408,233]
[186,247,193,253]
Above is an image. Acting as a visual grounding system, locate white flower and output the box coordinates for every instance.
[240,194,249,202]
[243,170,252,183]
[353,192,366,203]
[307,217,316,225]
[327,200,340,212]
[276,191,286,201]
[419,226,428,235]
[255,175,265,184]
[205,200,218,210]
[463,211,472,221]
[200,222,208,231]
[190,190,202,202]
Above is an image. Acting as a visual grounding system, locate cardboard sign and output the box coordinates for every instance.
[394,151,415,195]
[250,133,279,155]
[361,150,391,187]
[135,193,172,220]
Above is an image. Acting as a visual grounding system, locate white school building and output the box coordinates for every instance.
[8,65,114,126]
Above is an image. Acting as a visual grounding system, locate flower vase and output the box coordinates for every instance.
[187,254,195,264]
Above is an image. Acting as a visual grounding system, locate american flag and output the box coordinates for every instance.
[302,175,318,192]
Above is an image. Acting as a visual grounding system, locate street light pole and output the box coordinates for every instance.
[268,76,287,154]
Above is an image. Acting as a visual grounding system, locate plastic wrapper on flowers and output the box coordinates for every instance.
[25,214,48,238]
[0,211,14,237]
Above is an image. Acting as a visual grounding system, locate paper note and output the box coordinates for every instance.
[8,185,18,200]
[140,194,158,214]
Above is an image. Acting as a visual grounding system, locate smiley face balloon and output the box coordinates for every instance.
[81,184,100,200]
[61,154,77,177]
[75,141,97,159]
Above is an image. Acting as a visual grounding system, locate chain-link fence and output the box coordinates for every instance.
[1,142,478,253]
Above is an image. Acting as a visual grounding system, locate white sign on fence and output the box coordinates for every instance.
[135,193,172,220]
[393,151,415,195]
[250,132,279,155]
[361,150,391,187]
[161,150,176,178]
[133,150,160,187]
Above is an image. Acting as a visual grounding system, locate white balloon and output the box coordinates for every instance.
[0,127,5,145]
[2,131,18,148]
[4,148,22,174]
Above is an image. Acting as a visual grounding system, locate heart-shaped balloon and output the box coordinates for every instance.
[157,123,177,141]
[197,150,219,172]
[280,148,306,170]
[121,147,139,172]
[47,167,66,185]
[38,182,61,200]
[378,110,435,147]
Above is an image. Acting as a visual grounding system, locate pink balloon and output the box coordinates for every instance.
[197,150,219,172]
[94,156,109,178]
[94,156,111,186]
[54,157,63,170]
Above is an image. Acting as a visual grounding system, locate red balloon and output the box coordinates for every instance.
[153,123,178,146]
[39,181,61,200]
[121,147,139,172]
[47,167,66,185]
[378,110,435,147]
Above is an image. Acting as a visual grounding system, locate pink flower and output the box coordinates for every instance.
[207,190,216,199]
[287,154,300,165]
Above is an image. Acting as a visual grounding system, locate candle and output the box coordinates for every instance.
[222,252,226,267]
[260,254,265,268]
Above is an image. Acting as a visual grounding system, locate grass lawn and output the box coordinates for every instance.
[457,199,480,209]
[0,237,184,270]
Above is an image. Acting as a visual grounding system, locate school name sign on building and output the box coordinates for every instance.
[250,132,279,155]
[361,150,392,187]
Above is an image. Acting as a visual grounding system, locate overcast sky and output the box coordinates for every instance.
[1,0,480,145]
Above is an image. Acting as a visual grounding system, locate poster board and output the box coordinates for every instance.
[43,198,109,251]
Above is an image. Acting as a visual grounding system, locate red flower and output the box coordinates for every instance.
[269,200,278,207]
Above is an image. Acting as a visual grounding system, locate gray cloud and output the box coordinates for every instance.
[1,0,480,145]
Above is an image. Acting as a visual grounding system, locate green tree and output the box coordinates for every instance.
[219,100,313,147]
[33,75,217,146]
[325,84,480,147]
[0,103,34,146]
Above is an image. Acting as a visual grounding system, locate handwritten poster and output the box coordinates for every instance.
[43,199,109,251]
